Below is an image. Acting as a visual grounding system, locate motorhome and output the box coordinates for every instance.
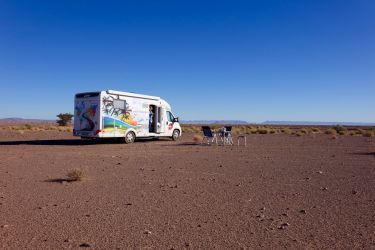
[73,90,182,143]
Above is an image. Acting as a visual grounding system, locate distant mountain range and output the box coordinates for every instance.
[0,117,55,124]
[181,120,249,124]
[262,121,375,126]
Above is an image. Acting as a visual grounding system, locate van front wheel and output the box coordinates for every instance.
[124,131,136,144]
[172,129,180,141]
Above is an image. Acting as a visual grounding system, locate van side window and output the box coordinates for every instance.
[167,111,174,122]
[113,99,127,111]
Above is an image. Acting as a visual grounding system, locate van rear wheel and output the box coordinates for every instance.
[124,131,136,144]
[172,129,180,141]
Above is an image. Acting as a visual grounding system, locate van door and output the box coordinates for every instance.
[157,107,166,133]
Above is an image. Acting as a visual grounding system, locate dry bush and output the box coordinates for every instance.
[193,134,204,143]
[325,129,337,135]
[296,132,303,137]
[311,127,321,133]
[67,169,84,181]
[300,128,309,134]
[250,128,258,134]
[281,128,292,134]
[363,131,374,137]
[24,124,33,130]
[333,125,347,134]
[349,131,356,136]
[355,129,364,135]
[338,130,347,136]
[257,128,269,134]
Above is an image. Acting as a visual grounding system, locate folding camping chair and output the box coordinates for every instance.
[202,126,218,145]
[222,126,234,145]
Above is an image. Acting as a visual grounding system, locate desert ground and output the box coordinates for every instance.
[0,128,374,249]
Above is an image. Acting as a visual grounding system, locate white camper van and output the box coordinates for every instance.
[73,90,182,143]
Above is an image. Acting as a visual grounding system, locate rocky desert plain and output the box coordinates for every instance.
[0,124,374,249]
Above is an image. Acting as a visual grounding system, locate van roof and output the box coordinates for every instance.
[106,90,160,101]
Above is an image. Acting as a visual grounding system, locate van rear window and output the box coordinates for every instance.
[75,92,100,98]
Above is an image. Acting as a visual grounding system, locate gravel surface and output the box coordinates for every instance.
[0,130,374,249]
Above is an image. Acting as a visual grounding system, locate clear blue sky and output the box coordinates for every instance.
[0,0,374,122]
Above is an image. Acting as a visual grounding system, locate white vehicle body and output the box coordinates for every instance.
[73,90,182,142]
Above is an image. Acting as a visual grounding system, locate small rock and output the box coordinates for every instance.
[1,225,9,228]
[126,203,132,206]
[144,230,152,234]
[256,214,265,219]
[299,209,307,214]
[282,213,288,217]
[79,243,91,247]
[185,242,191,247]
[352,190,358,195]
[317,171,323,174]
[322,187,328,191]
[278,222,290,230]
[116,162,121,165]
[260,207,266,211]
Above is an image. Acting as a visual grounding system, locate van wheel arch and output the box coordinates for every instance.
[124,131,136,144]
[171,129,180,141]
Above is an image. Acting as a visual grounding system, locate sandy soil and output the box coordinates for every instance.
[0,130,374,249]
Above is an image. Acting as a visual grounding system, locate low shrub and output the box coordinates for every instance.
[296,132,303,137]
[300,128,309,134]
[363,131,374,137]
[258,128,269,134]
[281,128,292,134]
[24,124,33,130]
[66,169,84,181]
[333,125,347,134]
[325,129,337,135]
[311,127,321,133]
[338,130,346,136]
[193,134,204,143]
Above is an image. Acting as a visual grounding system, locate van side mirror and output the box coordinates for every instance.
[173,117,179,123]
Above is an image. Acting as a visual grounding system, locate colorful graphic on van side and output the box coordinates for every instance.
[75,101,98,131]
[103,116,142,130]
[102,95,141,133]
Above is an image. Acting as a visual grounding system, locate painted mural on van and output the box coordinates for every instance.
[102,95,142,134]
[75,100,99,131]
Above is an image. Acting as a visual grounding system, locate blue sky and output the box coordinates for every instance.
[0,0,374,122]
